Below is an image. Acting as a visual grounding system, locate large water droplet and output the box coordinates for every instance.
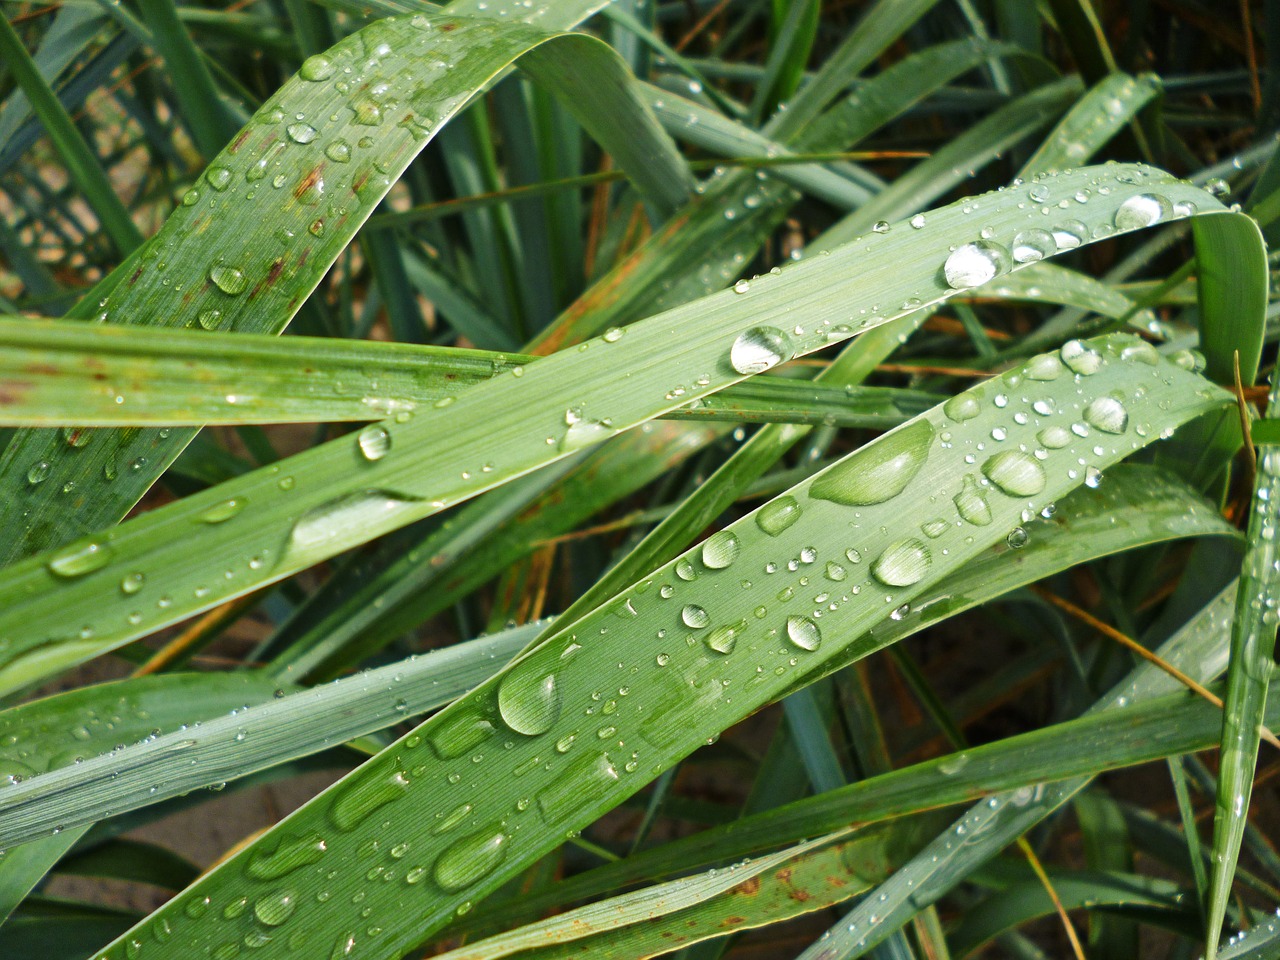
[299,54,335,81]
[246,832,328,880]
[1037,425,1071,448]
[205,166,232,190]
[329,768,410,831]
[982,451,1046,496]
[871,538,931,587]
[682,604,710,628]
[1010,229,1055,263]
[357,425,391,461]
[253,889,297,926]
[325,140,351,163]
[1024,353,1064,381]
[730,326,793,375]
[48,539,113,578]
[811,420,933,506]
[943,394,980,422]
[705,619,746,654]
[434,829,509,892]
[427,708,494,760]
[287,123,318,144]
[497,664,560,736]
[200,498,246,524]
[786,615,821,651]
[701,530,740,569]
[209,264,247,295]
[1082,396,1128,434]
[1051,220,1087,249]
[1114,193,1171,230]
[290,490,420,553]
[27,461,49,485]
[943,241,1010,289]
[1060,339,1102,375]
[756,496,801,536]
[953,475,992,525]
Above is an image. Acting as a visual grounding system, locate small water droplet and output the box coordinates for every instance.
[1051,220,1087,249]
[705,620,746,654]
[944,393,980,422]
[48,539,113,578]
[682,604,710,628]
[27,461,49,485]
[1084,465,1103,488]
[209,264,247,295]
[675,558,698,581]
[730,326,793,375]
[246,832,328,880]
[1010,229,1055,263]
[1082,396,1128,434]
[1060,339,1102,375]
[1006,527,1029,549]
[287,122,318,144]
[329,768,410,831]
[205,166,232,190]
[200,498,247,524]
[1025,353,1064,381]
[253,889,297,926]
[434,829,509,892]
[120,572,144,595]
[299,54,335,81]
[325,140,351,163]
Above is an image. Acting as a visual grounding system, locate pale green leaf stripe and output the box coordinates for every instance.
[0,318,935,428]
[435,832,851,960]
[2,464,1230,846]
[0,0,689,565]
[457,819,950,960]
[988,261,1159,340]
[86,334,1226,960]
[0,624,539,846]
[0,166,1237,701]
[1017,71,1161,179]
[1218,913,1280,959]
[1205,384,1280,957]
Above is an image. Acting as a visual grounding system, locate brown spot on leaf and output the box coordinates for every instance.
[294,166,325,201]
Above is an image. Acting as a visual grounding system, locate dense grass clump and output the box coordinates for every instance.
[0,1,1277,958]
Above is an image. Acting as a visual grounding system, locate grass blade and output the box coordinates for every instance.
[1204,388,1280,956]
[79,333,1227,960]
[0,0,688,565]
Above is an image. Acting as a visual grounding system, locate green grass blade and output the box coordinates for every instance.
[1045,0,1118,84]
[1018,72,1161,178]
[0,168,1242,697]
[0,0,687,566]
[0,13,143,256]
[78,334,1226,960]
[1204,388,1280,957]
[0,624,540,845]
[1218,915,1280,959]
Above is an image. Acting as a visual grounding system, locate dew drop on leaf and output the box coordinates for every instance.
[810,420,933,506]
[1051,220,1087,249]
[287,122,318,144]
[245,832,328,881]
[253,889,297,926]
[299,54,336,81]
[756,495,801,536]
[1060,339,1103,375]
[26,461,49,485]
[209,264,247,295]
[434,830,510,891]
[871,538,931,587]
[682,604,710,628]
[785,615,821,651]
[1114,193,1171,229]
[328,768,410,831]
[982,451,1047,496]
[47,539,113,578]
[1024,353,1064,381]
[200,498,246,524]
[701,530,740,569]
[497,666,560,736]
[943,393,980,422]
[705,619,746,654]
[1082,396,1128,434]
[729,326,793,375]
[943,240,1010,289]
[1010,229,1055,263]
[357,425,391,461]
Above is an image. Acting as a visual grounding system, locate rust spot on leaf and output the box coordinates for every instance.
[733,876,761,896]
[230,129,251,153]
[294,166,324,201]
[0,381,32,404]
[721,915,746,927]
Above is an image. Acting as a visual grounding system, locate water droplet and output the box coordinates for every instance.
[198,309,223,330]
[675,558,698,581]
[253,890,297,926]
[705,620,746,654]
[982,451,1046,496]
[246,832,328,880]
[910,214,926,228]
[1025,353,1064,381]
[1082,396,1128,434]
[1037,425,1071,448]
[428,709,493,759]
[290,490,419,554]
[733,279,750,294]
[943,241,1010,289]
[1061,340,1102,376]
[871,538,931,587]
[824,561,846,581]
[357,425,391,461]
[205,166,232,190]
[120,572,144,595]
[730,326,793,375]
[497,665,560,736]
[943,394,980,422]
[325,140,351,163]
[1114,193,1171,229]
[1011,229,1055,263]
[1006,527,1029,549]
[209,264,247,295]
[27,461,49,485]
[1051,220,1087,249]
[872,220,890,234]
[1120,340,1160,365]
[701,530,740,569]
[561,417,610,452]
[287,122,318,144]
[920,518,948,539]
[200,498,247,524]
[756,495,801,536]
[811,420,933,506]
[329,768,410,831]
[1084,465,1103,488]
[299,54,335,81]
[786,615,821,651]
[48,539,113,578]
[433,829,509,891]
[681,604,710,629]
